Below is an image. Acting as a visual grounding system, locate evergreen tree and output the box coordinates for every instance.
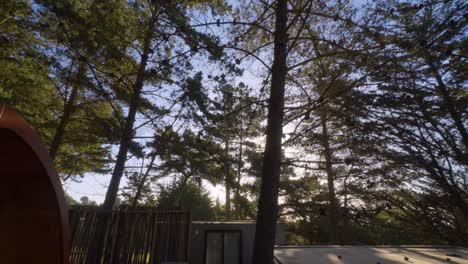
[357,0,468,244]
[157,182,218,220]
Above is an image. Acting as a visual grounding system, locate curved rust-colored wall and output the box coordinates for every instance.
[0,105,69,264]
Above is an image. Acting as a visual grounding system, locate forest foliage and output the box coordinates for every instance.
[1,0,466,255]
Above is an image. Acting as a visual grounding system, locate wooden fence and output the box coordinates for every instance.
[68,206,191,264]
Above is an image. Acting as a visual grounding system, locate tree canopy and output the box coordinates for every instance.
[1,0,466,262]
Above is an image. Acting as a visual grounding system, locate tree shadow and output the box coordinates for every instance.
[274,246,401,264]
[397,247,467,264]
[274,246,468,264]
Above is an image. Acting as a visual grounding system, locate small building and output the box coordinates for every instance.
[189,221,285,264]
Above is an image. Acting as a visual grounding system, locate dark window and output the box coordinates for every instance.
[205,231,241,264]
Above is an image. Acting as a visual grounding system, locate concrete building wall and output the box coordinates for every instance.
[189,221,284,264]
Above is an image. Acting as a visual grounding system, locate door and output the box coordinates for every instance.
[205,231,241,264]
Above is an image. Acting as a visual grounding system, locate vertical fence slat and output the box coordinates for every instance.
[68,206,190,264]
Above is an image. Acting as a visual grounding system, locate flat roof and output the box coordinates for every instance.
[274,246,468,264]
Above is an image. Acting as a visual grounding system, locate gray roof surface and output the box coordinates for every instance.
[274,246,468,264]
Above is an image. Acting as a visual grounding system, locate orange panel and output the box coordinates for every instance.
[0,105,69,264]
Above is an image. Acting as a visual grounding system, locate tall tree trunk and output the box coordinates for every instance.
[102,15,155,209]
[342,173,350,244]
[252,0,288,263]
[235,131,243,220]
[321,113,339,244]
[86,13,156,264]
[49,63,84,160]
[132,154,157,208]
[225,139,231,220]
